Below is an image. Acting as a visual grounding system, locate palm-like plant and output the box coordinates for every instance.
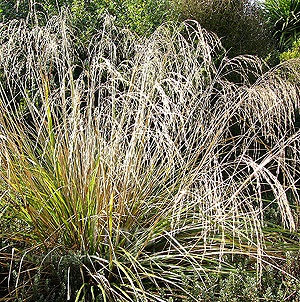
[264,0,300,50]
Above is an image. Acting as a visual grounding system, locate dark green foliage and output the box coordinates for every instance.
[174,0,273,58]
[264,0,300,51]
[96,0,175,36]
[0,0,175,37]
[3,245,300,301]
[265,50,281,67]
[0,0,31,21]
[182,254,300,301]
[0,245,99,302]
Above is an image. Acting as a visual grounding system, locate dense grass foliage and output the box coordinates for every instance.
[0,13,300,301]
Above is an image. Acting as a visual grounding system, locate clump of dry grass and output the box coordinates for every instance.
[0,12,299,301]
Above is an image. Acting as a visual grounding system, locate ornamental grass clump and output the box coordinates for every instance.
[0,12,299,301]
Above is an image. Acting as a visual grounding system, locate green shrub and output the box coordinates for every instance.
[173,0,273,57]
[0,0,175,37]
[280,38,300,60]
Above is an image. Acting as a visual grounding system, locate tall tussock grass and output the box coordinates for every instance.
[0,12,299,301]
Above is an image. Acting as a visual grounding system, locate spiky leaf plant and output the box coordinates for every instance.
[264,0,300,50]
[0,12,299,301]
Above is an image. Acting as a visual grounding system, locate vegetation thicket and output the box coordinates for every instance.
[173,0,274,58]
[280,38,300,61]
[264,0,300,51]
[0,1,300,301]
[0,0,175,37]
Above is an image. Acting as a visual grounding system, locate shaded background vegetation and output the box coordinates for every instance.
[174,0,274,58]
[1,0,300,56]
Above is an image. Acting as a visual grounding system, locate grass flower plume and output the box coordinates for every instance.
[0,13,299,301]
